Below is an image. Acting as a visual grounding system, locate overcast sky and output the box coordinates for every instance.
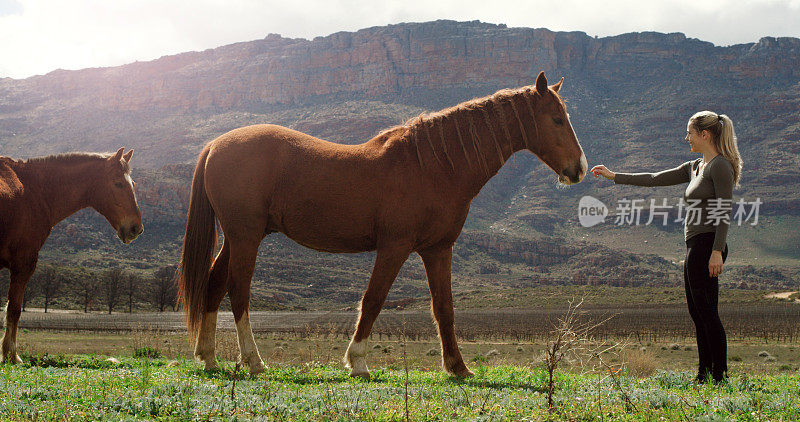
[1,0,799,79]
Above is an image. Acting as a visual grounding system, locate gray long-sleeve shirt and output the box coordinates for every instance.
[613,155,735,251]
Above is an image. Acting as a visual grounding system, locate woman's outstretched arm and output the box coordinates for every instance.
[590,161,693,187]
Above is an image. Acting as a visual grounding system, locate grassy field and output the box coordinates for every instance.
[1,327,798,420]
[3,299,799,420]
[13,330,800,376]
[1,354,799,421]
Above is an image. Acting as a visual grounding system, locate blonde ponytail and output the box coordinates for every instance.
[689,111,742,188]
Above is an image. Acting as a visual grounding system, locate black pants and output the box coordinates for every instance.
[684,232,728,380]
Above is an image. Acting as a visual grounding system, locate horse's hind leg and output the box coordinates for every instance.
[419,245,472,378]
[2,259,36,364]
[194,239,230,371]
[345,244,411,378]
[227,238,265,375]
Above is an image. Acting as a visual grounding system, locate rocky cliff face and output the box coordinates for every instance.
[2,21,798,116]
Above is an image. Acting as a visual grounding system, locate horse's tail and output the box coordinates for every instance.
[177,146,216,343]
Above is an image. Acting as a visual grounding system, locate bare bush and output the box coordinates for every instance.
[621,348,657,377]
[542,298,609,410]
[102,267,125,314]
[72,268,99,313]
[149,265,177,312]
[123,272,142,313]
[35,264,62,313]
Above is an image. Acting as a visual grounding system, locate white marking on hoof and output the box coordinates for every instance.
[349,368,370,379]
[203,359,219,372]
[235,312,265,375]
[1,340,22,364]
[345,339,370,378]
[248,360,266,376]
[1,353,22,364]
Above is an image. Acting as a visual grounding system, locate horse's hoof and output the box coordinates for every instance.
[453,369,474,378]
[202,361,219,372]
[448,365,474,378]
[349,371,370,379]
[3,355,21,365]
[249,361,266,376]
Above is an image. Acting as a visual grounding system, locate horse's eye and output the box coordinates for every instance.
[115,182,126,189]
[553,117,564,126]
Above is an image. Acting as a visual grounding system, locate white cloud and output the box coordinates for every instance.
[1,0,798,79]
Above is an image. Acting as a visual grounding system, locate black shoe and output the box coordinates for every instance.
[711,364,728,384]
[694,370,710,384]
[711,371,728,384]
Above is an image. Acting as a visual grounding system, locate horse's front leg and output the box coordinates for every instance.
[419,245,472,377]
[2,259,37,364]
[345,244,411,379]
[227,239,265,376]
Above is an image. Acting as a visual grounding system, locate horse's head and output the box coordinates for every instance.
[91,148,143,244]
[527,72,587,185]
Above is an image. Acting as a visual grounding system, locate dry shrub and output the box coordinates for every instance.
[131,324,165,353]
[130,324,184,359]
[621,348,657,377]
[296,343,323,364]
[215,329,240,362]
[270,348,287,364]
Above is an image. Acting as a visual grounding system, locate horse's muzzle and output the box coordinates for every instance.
[118,223,143,244]
[560,157,587,185]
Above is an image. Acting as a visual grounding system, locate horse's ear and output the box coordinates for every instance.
[123,149,134,163]
[111,147,124,161]
[552,77,564,93]
[535,71,548,95]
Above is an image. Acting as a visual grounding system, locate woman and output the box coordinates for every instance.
[590,111,742,383]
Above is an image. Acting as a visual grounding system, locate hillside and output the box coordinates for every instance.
[1,20,799,308]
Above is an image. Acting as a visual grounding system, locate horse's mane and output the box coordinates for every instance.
[377,86,538,173]
[25,152,130,174]
[379,87,533,135]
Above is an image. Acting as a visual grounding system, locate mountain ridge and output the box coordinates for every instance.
[6,20,798,82]
[2,20,798,122]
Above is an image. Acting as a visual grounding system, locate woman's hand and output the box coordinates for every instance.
[590,165,616,180]
[709,251,724,278]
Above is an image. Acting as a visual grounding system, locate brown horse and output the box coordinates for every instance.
[177,72,587,377]
[0,148,142,363]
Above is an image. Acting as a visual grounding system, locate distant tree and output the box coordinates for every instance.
[22,267,44,311]
[36,264,63,313]
[123,272,142,313]
[72,268,99,313]
[150,265,177,312]
[102,267,125,314]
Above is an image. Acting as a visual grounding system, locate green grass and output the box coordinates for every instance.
[1,356,799,421]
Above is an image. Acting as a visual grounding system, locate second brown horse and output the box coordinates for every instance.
[1,148,142,363]
[178,72,587,377]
